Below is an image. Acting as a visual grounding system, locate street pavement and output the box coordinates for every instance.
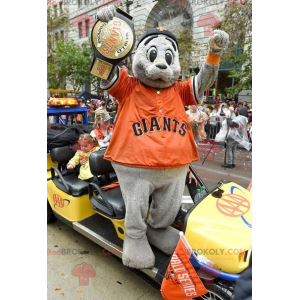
[47,221,163,300]
[47,146,251,300]
[192,144,252,190]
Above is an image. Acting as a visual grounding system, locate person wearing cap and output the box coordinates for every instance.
[90,109,113,147]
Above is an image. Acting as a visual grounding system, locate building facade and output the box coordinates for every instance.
[51,0,251,101]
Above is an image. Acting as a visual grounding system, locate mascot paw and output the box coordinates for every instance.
[208,29,229,55]
[147,226,180,255]
[96,5,116,22]
[122,235,155,269]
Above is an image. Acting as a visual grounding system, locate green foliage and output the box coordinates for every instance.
[47,5,71,64]
[83,42,104,96]
[47,39,103,95]
[47,4,103,95]
[174,27,200,79]
[219,0,252,95]
[48,40,84,91]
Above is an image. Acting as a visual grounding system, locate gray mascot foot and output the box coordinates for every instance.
[147,226,180,255]
[122,235,155,269]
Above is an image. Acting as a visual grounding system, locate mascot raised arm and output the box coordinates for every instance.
[96,5,229,269]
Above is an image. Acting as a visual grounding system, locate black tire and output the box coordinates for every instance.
[194,280,234,300]
[47,200,57,223]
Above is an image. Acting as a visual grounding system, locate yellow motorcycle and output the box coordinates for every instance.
[47,145,252,300]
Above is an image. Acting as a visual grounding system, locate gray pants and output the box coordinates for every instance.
[226,137,238,164]
[112,163,188,239]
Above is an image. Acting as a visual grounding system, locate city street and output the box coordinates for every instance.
[47,147,251,300]
[193,146,252,190]
[47,220,163,300]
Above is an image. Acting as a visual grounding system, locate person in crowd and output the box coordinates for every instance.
[238,105,248,118]
[187,105,207,144]
[198,102,206,112]
[216,102,228,132]
[90,109,114,147]
[216,108,251,168]
[218,102,229,114]
[225,93,232,101]
[205,108,211,118]
[66,134,100,184]
[96,100,101,109]
[186,105,200,119]
[76,97,86,124]
[204,108,211,135]
[198,110,209,142]
[208,108,218,139]
[247,103,252,123]
[229,106,236,119]
[229,101,236,110]
[235,102,243,114]
[86,100,94,116]
[243,101,248,108]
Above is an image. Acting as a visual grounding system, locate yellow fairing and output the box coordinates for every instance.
[185,182,252,274]
[47,180,95,222]
[47,153,58,180]
[94,210,126,240]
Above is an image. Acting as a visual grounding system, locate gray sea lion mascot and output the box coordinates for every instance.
[97,5,229,269]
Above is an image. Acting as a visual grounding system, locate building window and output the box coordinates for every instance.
[78,22,83,38]
[85,20,89,37]
[55,32,59,41]
[60,30,64,40]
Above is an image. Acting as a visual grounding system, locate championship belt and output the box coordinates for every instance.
[90,7,135,80]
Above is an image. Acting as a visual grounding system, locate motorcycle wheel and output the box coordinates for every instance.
[194,280,234,300]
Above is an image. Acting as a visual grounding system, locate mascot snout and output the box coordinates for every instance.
[156,63,167,69]
[145,64,173,82]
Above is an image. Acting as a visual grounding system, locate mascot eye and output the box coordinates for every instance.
[147,47,157,62]
[165,50,173,65]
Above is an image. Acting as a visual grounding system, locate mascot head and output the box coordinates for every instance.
[132,28,181,89]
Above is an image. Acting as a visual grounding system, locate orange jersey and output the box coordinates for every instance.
[93,127,113,141]
[104,68,200,169]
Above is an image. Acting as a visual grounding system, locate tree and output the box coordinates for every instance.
[48,40,91,91]
[174,27,201,79]
[47,3,73,90]
[47,4,71,64]
[218,0,252,95]
[83,41,104,96]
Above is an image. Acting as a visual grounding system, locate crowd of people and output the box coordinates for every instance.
[48,94,252,170]
[185,99,252,145]
[185,98,252,169]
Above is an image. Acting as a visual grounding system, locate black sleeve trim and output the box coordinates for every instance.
[192,76,200,104]
[102,67,120,91]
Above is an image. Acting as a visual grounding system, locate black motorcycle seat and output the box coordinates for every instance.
[50,145,76,163]
[93,186,125,218]
[53,173,90,197]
